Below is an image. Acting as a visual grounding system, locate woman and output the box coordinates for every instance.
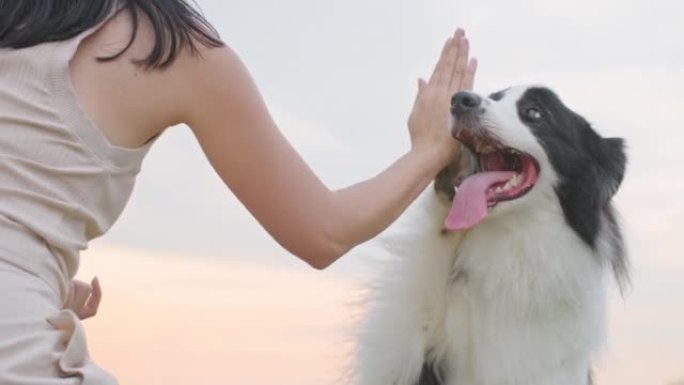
[0,0,476,383]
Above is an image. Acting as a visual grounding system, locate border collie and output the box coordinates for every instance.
[355,85,628,385]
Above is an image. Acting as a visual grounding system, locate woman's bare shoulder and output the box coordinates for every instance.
[69,8,228,148]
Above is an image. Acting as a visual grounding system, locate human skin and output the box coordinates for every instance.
[63,277,102,320]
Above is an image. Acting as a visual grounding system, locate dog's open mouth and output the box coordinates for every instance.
[437,131,540,231]
[477,145,538,204]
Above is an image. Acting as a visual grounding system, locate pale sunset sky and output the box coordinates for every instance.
[77,0,683,384]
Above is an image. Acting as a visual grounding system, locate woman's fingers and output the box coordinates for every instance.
[69,280,91,311]
[428,36,455,86]
[427,28,476,97]
[64,277,102,320]
[428,29,463,85]
[407,29,476,166]
[450,37,470,94]
[78,277,102,320]
[436,30,465,86]
[461,58,478,91]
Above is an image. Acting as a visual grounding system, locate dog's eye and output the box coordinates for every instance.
[524,107,543,121]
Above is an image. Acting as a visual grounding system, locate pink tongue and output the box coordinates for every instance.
[444,171,515,230]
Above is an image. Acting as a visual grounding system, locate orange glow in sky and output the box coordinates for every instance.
[77,244,683,385]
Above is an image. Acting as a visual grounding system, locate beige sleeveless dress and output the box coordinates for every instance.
[0,9,158,385]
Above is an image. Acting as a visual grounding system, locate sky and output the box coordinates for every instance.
[79,0,684,384]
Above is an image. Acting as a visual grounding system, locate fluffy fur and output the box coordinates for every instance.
[354,85,627,385]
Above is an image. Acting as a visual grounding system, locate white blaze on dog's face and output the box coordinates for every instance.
[469,85,553,176]
[435,85,626,248]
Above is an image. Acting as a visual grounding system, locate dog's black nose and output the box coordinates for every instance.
[451,91,482,115]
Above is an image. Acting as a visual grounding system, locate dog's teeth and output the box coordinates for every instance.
[475,141,498,154]
[494,174,524,196]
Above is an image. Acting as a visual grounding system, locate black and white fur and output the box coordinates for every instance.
[354,86,627,385]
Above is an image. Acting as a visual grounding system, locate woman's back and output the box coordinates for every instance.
[0,1,229,283]
[0,11,158,292]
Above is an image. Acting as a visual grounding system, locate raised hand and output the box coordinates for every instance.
[408,29,477,166]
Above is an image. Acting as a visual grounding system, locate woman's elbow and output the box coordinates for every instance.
[276,213,353,269]
[295,239,349,270]
[305,255,333,270]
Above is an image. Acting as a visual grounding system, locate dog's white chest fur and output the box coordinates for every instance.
[355,194,606,385]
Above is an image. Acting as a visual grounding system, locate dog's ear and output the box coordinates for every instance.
[554,134,626,248]
[596,137,627,203]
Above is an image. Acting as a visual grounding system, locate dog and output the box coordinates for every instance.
[354,85,628,385]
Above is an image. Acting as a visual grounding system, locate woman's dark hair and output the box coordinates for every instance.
[0,0,224,70]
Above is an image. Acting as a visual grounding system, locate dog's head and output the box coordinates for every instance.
[435,85,626,247]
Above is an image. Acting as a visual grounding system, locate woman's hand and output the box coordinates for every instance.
[63,277,102,320]
[408,29,477,167]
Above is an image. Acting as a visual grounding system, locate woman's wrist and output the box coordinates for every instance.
[408,142,459,179]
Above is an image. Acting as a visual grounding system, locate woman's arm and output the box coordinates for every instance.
[177,30,476,269]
